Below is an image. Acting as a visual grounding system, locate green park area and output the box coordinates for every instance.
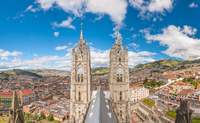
[0,113,61,123]
[144,80,165,89]
[166,110,176,119]
[183,78,200,89]
[25,113,61,123]
[166,110,200,123]
[92,67,109,75]
[142,98,155,108]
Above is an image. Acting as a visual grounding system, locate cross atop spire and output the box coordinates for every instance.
[80,21,83,40]
[115,30,122,45]
[79,18,85,44]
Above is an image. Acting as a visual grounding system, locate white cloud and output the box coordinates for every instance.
[189,2,199,8]
[128,51,155,66]
[86,0,127,25]
[55,43,74,51]
[35,0,127,25]
[36,0,56,10]
[0,49,22,60]
[90,47,109,67]
[129,42,139,49]
[0,47,155,71]
[148,0,173,12]
[145,25,200,60]
[26,5,38,13]
[55,45,68,51]
[53,17,75,29]
[90,47,155,68]
[54,31,60,37]
[0,55,70,71]
[129,0,173,19]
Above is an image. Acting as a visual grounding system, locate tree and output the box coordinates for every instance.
[40,112,46,120]
[47,114,54,121]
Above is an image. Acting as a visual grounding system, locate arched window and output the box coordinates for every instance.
[120,91,122,101]
[116,68,123,82]
[117,74,123,82]
[77,65,84,82]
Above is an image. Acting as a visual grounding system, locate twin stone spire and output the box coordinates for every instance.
[79,25,122,45]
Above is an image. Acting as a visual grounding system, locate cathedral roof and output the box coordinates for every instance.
[84,89,118,123]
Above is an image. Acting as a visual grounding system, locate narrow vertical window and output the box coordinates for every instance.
[120,110,122,118]
[120,91,122,101]
[119,57,121,62]
[78,92,81,101]
[81,74,83,82]
[77,74,80,82]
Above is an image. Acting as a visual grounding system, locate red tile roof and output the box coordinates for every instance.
[178,89,194,95]
[0,91,12,97]
[129,82,143,89]
[174,81,192,86]
[21,89,33,96]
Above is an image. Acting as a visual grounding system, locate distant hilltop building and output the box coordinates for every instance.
[69,27,131,123]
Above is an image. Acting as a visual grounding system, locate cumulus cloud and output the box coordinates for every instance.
[36,0,56,10]
[0,49,22,60]
[52,17,75,29]
[34,0,127,25]
[86,0,127,25]
[90,47,109,67]
[145,25,200,60]
[129,51,156,66]
[148,0,173,12]
[189,2,199,8]
[129,0,173,19]
[0,55,70,71]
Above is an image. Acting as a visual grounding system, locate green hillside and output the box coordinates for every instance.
[135,59,182,69]
[0,69,42,80]
[92,67,109,75]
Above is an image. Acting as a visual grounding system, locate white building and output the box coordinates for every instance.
[130,84,149,103]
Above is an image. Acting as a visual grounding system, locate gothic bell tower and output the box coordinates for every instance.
[109,31,130,123]
[70,27,91,123]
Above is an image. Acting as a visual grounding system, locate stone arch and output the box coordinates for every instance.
[116,67,124,82]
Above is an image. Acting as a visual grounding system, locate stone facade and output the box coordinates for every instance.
[70,30,91,123]
[109,32,130,123]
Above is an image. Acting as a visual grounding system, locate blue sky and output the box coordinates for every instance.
[0,0,200,70]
